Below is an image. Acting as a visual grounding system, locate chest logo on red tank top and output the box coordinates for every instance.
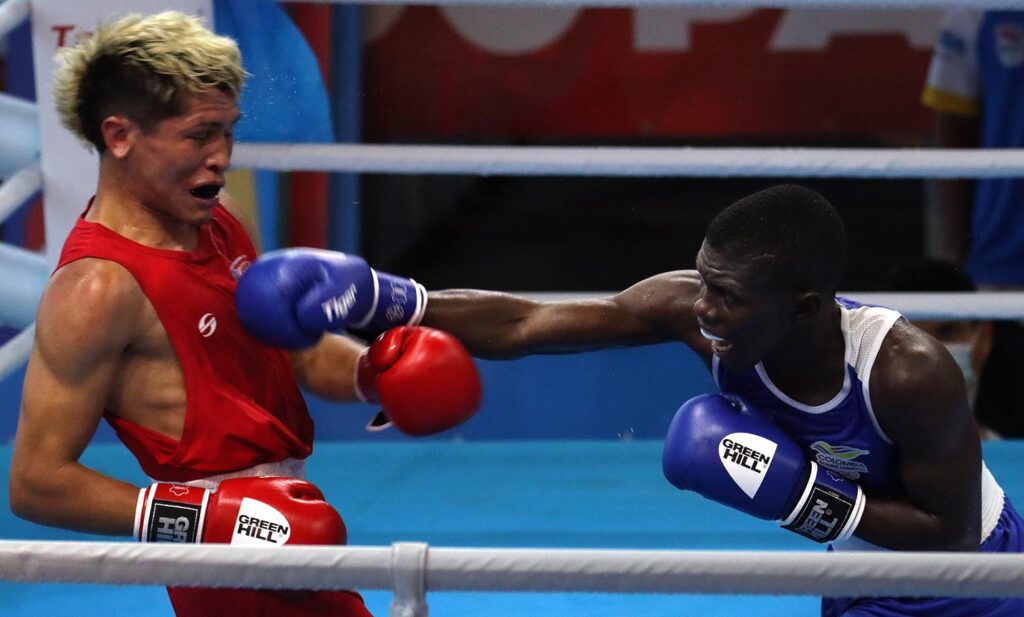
[230,255,252,280]
[199,313,218,338]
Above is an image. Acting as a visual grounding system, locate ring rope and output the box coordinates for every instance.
[2,541,1023,598]
[232,144,1024,178]
[0,0,27,42]
[527,292,1024,321]
[0,162,42,224]
[0,292,1020,384]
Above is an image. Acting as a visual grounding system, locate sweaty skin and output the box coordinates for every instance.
[9,90,366,536]
[423,242,981,551]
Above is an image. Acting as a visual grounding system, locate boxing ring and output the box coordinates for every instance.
[3,0,1024,615]
[2,441,1024,616]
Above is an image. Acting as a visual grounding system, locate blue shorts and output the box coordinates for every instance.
[822,498,1024,617]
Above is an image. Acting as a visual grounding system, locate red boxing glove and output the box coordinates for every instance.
[356,326,482,436]
[135,477,345,546]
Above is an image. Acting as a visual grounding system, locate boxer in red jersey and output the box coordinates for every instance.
[8,12,481,616]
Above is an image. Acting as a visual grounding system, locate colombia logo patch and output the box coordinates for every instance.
[810,441,869,480]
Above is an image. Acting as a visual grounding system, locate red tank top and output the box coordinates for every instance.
[56,204,314,482]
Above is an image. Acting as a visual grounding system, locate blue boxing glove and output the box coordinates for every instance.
[662,393,865,544]
[235,248,427,349]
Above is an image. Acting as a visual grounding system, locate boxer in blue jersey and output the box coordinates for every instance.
[416,184,1024,615]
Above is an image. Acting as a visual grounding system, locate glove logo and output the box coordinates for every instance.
[168,485,192,497]
[719,433,778,499]
[321,284,359,324]
[230,498,292,547]
[383,282,409,323]
[147,501,201,543]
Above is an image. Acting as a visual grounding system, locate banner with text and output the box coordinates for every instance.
[363,7,942,141]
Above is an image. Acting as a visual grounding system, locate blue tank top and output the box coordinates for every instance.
[713,297,1006,551]
[714,297,899,496]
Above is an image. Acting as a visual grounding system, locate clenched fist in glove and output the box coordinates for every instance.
[137,477,373,616]
[662,393,865,544]
[235,248,426,349]
[356,326,482,436]
[135,476,344,545]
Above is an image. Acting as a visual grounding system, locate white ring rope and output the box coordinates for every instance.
[524,292,1024,321]
[1,541,1023,598]
[232,144,1024,178]
[0,292,1016,387]
[0,0,28,41]
[0,162,42,224]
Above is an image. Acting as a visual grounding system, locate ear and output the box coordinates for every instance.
[99,115,137,158]
[793,291,823,320]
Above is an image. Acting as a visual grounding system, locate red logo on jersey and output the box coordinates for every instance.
[230,255,252,281]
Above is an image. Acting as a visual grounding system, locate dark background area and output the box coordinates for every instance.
[362,172,924,293]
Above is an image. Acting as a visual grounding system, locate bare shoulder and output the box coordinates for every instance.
[870,318,974,442]
[37,258,145,363]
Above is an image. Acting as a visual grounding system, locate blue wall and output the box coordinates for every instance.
[0,343,716,444]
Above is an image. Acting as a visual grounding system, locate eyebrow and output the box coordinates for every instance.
[188,112,242,128]
[696,260,743,294]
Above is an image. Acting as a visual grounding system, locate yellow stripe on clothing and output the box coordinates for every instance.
[922,87,980,117]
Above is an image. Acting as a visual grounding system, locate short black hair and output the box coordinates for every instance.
[704,184,848,295]
[884,258,976,292]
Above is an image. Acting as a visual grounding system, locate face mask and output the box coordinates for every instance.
[943,340,978,404]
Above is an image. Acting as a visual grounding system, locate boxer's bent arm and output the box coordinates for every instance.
[9,260,143,535]
[423,271,705,359]
[290,333,364,400]
[852,320,981,551]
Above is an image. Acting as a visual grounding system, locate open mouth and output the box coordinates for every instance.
[700,326,733,355]
[189,183,222,200]
[700,327,725,342]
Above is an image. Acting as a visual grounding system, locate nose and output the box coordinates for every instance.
[205,135,232,173]
[693,289,715,325]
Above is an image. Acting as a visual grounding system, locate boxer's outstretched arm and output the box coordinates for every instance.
[423,271,709,360]
[9,260,144,535]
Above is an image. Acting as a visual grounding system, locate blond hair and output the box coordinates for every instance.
[54,11,246,152]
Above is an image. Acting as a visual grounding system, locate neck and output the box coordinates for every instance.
[89,158,199,251]
[761,300,846,403]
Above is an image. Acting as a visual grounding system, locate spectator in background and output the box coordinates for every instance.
[922,10,1024,439]
[885,258,1000,438]
[921,9,1024,281]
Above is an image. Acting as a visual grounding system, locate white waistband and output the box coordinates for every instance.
[151,458,308,492]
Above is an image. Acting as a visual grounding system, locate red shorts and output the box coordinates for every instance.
[167,587,374,616]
